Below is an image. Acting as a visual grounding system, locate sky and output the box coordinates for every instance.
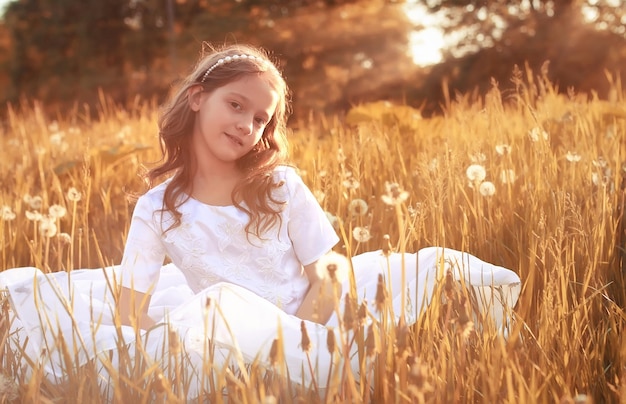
[0,0,11,18]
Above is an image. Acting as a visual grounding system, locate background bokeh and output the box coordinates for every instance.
[0,0,625,121]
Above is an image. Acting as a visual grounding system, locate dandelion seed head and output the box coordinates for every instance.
[58,232,71,245]
[500,169,516,184]
[262,396,278,404]
[39,218,58,238]
[479,181,496,196]
[337,148,346,163]
[591,172,600,186]
[48,204,67,219]
[352,226,372,243]
[348,198,368,216]
[23,194,32,204]
[29,196,43,210]
[428,158,439,172]
[342,177,360,190]
[25,210,42,222]
[67,187,82,202]
[466,164,486,183]
[565,151,582,163]
[495,144,512,155]
[592,157,607,168]
[115,125,131,140]
[49,133,65,146]
[315,251,350,283]
[1,206,16,221]
[528,127,549,142]
[47,121,59,133]
[381,182,409,206]
[318,170,327,178]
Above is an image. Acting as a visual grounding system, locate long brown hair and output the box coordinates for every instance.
[146,43,291,237]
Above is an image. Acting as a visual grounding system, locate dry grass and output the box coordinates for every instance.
[1,68,625,403]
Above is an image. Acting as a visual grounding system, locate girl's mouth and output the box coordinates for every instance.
[225,133,243,146]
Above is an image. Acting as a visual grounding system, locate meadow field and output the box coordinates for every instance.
[0,68,625,403]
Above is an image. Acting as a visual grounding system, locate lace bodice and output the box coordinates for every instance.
[120,166,339,314]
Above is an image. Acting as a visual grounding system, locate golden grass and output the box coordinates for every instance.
[1,68,625,403]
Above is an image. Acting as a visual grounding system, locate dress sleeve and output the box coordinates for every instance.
[284,167,340,266]
[119,194,166,293]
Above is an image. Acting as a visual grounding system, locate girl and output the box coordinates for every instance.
[1,44,521,398]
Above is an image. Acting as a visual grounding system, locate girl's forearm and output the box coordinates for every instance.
[118,286,155,329]
[296,279,338,324]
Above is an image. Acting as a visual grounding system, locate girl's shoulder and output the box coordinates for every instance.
[272,164,302,184]
[136,179,172,207]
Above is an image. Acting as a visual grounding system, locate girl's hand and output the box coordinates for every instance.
[295,258,341,324]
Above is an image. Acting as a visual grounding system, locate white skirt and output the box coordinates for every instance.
[1,247,521,398]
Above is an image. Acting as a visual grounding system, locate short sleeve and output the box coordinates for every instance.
[283,167,340,265]
[119,194,167,293]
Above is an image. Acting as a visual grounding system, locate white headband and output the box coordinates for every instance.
[200,54,273,83]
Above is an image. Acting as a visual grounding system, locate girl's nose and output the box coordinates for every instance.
[236,116,253,135]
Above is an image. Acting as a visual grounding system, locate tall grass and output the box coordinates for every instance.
[1,68,625,403]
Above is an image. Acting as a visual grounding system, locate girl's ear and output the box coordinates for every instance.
[188,85,204,112]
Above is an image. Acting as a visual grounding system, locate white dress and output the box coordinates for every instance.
[1,166,522,399]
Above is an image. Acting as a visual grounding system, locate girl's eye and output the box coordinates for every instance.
[230,101,242,110]
[255,117,266,125]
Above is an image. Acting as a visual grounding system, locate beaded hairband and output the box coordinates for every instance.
[200,54,274,83]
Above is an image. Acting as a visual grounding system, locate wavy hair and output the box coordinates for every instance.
[146,43,291,237]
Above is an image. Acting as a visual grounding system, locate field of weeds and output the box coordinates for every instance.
[0,68,625,403]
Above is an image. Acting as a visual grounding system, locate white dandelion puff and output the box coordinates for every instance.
[67,187,82,202]
[352,226,372,243]
[315,251,350,283]
[342,177,360,190]
[592,157,607,168]
[479,181,496,197]
[1,206,16,221]
[58,232,72,245]
[39,218,58,238]
[337,148,346,164]
[381,182,409,206]
[528,127,549,142]
[428,158,439,173]
[47,121,59,133]
[48,204,67,219]
[591,172,601,186]
[25,210,43,221]
[466,164,486,183]
[500,169,516,184]
[348,198,369,216]
[29,196,43,210]
[495,144,512,155]
[318,170,328,178]
[565,151,582,163]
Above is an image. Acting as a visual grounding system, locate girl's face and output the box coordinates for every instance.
[189,73,280,171]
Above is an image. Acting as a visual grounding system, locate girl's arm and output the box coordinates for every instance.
[296,259,341,324]
[118,286,156,330]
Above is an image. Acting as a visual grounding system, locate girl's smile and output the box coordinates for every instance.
[188,73,279,172]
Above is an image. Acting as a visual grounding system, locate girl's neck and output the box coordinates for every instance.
[189,160,244,207]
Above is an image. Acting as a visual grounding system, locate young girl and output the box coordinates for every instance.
[1,44,521,398]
